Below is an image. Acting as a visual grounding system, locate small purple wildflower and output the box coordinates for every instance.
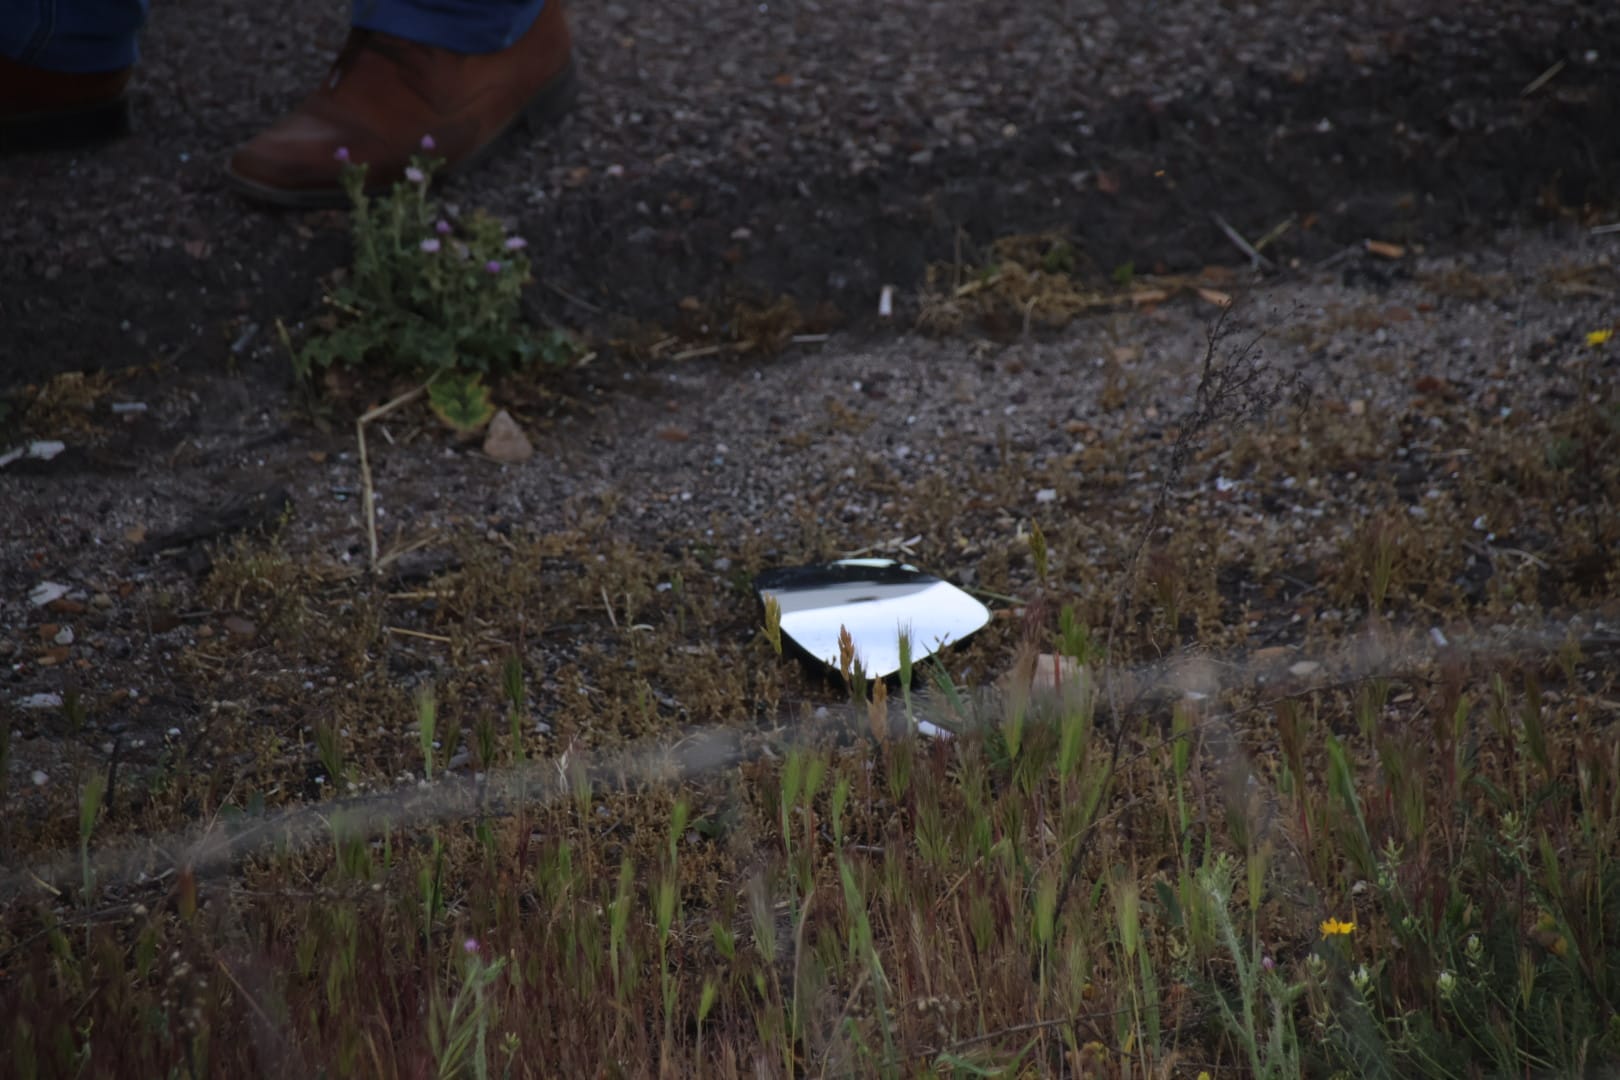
[484,260,503,274]
[333,146,351,163]
[1262,955,1276,972]
[435,219,452,235]
[421,134,437,151]
[463,937,480,955]
[420,238,441,253]
[504,236,528,251]
[405,166,426,184]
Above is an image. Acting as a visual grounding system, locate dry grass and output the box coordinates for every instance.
[2,315,1618,1079]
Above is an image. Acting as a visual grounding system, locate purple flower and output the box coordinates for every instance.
[435,219,452,235]
[334,146,351,163]
[405,166,426,184]
[1262,955,1276,972]
[421,134,437,151]
[420,238,441,253]
[463,937,479,954]
[484,260,503,274]
[504,236,528,251]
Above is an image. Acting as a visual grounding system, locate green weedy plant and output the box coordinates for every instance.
[292,139,576,379]
[430,938,509,1080]
[1197,853,1302,1079]
[418,686,438,781]
[78,772,106,914]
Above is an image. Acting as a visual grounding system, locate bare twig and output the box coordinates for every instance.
[541,278,604,313]
[1520,59,1566,97]
[1053,303,1300,924]
[357,384,428,573]
[385,626,453,644]
[1211,213,1275,270]
[1251,214,1297,253]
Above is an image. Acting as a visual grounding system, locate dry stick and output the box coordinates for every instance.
[1251,214,1297,253]
[1520,59,1566,97]
[356,384,428,573]
[541,278,604,314]
[386,626,453,644]
[1211,213,1275,271]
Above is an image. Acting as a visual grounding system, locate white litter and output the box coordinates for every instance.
[29,582,70,607]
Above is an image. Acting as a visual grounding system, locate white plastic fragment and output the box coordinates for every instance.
[29,582,70,607]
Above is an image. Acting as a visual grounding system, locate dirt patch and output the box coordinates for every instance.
[4,2,1619,387]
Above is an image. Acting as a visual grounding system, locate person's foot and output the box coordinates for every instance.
[226,0,574,208]
[0,56,132,154]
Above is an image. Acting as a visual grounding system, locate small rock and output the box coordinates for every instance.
[29,582,69,607]
[18,693,63,710]
[92,592,113,609]
[223,615,257,638]
[1288,660,1321,678]
[482,410,534,464]
[53,626,74,646]
[31,771,48,787]
[1251,646,1294,667]
[1035,488,1057,504]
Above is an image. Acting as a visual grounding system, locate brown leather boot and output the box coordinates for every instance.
[0,56,132,153]
[226,0,574,208]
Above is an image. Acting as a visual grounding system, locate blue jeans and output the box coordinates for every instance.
[2,0,546,72]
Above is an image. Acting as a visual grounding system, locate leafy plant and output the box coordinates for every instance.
[428,372,497,434]
[293,142,575,379]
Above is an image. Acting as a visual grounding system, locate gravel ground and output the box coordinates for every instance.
[3,0,1619,780]
[4,0,1618,381]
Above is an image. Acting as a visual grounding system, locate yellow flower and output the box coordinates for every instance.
[1320,917,1356,939]
[1588,328,1615,347]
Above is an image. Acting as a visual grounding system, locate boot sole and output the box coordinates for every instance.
[224,59,579,210]
[0,96,130,155]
